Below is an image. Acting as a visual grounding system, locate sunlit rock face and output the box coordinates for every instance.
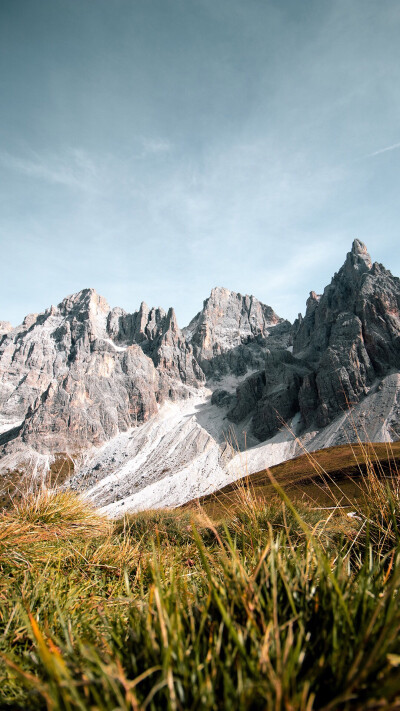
[0,322,11,336]
[0,288,204,455]
[183,286,292,377]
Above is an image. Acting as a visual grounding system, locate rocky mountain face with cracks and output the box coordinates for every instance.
[224,240,400,443]
[1,240,400,514]
[0,289,203,455]
[293,239,400,426]
[183,286,292,377]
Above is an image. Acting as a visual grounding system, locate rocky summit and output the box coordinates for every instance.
[1,241,400,514]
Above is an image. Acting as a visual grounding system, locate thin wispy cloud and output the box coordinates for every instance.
[0,149,100,192]
[367,141,400,158]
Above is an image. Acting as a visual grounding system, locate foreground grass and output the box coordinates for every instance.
[1,473,400,710]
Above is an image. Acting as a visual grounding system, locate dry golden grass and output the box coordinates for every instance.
[1,439,400,709]
[195,440,400,519]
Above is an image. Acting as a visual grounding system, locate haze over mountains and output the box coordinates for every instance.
[1,240,399,514]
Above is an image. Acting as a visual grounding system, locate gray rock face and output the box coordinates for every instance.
[184,287,292,377]
[210,389,236,409]
[227,350,312,439]
[0,322,12,336]
[224,240,400,442]
[0,288,204,455]
[293,240,400,427]
[107,301,204,390]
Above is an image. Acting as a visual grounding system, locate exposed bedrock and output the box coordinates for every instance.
[222,240,400,441]
[292,239,400,427]
[107,301,204,387]
[0,288,204,456]
[227,350,312,440]
[183,286,292,378]
[0,322,12,336]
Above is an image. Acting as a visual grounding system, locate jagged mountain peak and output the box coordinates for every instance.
[137,301,167,319]
[1,238,400,515]
[164,307,179,331]
[346,239,372,272]
[292,239,400,428]
[351,238,370,257]
[183,285,291,377]
[203,285,279,317]
[58,287,110,317]
[209,286,232,298]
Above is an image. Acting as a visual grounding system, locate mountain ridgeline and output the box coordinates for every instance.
[1,240,399,511]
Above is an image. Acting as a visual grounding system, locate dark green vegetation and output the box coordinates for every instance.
[1,448,400,710]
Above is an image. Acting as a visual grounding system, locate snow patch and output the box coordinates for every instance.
[0,419,23,436]
[103,338,128,353]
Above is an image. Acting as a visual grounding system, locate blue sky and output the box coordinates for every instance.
[1,0,400,327]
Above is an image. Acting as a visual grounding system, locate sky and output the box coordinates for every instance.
[1,0,400,328]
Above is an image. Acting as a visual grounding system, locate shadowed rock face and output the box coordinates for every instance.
[292,239,400,427]
[227,350,312,440]
[183,286,292,377]
[223,240,400,439]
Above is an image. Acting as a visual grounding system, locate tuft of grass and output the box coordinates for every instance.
[13,487,106,529]
[0,489,110,569]
[115,506,216,548]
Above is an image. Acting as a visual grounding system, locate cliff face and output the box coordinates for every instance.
[0,283,290,457]
[293,239,400,427]
[224,240,400,439]
[183,286,292,377]
[0,288,204,454]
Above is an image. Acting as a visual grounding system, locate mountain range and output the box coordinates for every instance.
[1,239,399,515]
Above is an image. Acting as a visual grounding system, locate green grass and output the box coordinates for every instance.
[1,463,400,710]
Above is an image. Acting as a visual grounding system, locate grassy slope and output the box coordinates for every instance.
[1,448,400,710]
[196,441,400,518]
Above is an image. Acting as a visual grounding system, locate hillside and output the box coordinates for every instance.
[2,469,400,709]
[196,440,400,517]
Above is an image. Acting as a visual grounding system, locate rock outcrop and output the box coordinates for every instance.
[293,239,400,427]
[0,288,204,455]
[0,322,11,336]
[107,301,203,387]
[227,350,312,440]
[223,240,400,441]
[183,287,291,377]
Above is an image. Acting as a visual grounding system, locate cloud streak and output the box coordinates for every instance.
[0,149,100,192]
[367,141,400,158]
